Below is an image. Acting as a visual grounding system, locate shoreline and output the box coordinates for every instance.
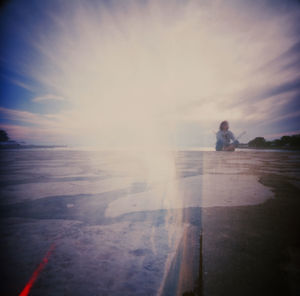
[0,144,68,150]
[238,146,300,151]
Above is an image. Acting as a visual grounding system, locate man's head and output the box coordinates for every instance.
[219,120,229,131]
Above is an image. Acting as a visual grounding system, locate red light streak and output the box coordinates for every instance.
[19,243,56,296]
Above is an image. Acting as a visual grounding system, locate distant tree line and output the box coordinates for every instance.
[0,129,67,149]
[0,130,9,142]
[248,134,300,148]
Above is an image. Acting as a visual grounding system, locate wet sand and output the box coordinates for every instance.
[201,173,300,296]
[0,149,299,295]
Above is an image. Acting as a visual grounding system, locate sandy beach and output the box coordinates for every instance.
[0,149,299,295]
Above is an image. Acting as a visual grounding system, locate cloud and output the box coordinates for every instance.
[0,106,55,126]
[7,78,36,92]
[2,0,300,146]
[0,107,81,144]
[31,94,66,102]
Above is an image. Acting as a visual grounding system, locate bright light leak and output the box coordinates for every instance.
[12,0,298,147]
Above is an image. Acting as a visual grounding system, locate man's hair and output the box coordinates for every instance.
[219,120,228,131]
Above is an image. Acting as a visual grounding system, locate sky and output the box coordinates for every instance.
[0,0,300,147]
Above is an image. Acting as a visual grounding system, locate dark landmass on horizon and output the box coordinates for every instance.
[239,134,300,150]
[1,129,300,150]
[0,129,67,149]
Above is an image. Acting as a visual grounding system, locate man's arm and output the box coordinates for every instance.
[230,131,239,147]
[215,131,224,151]
[229,131,236,141]
[216,131,223,142]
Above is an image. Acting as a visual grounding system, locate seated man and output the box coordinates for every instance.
[216,121,239,151]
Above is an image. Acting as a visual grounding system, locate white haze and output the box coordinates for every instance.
[5,0,300,147]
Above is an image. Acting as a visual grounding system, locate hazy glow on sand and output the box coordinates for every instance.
[105,174,273,217]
